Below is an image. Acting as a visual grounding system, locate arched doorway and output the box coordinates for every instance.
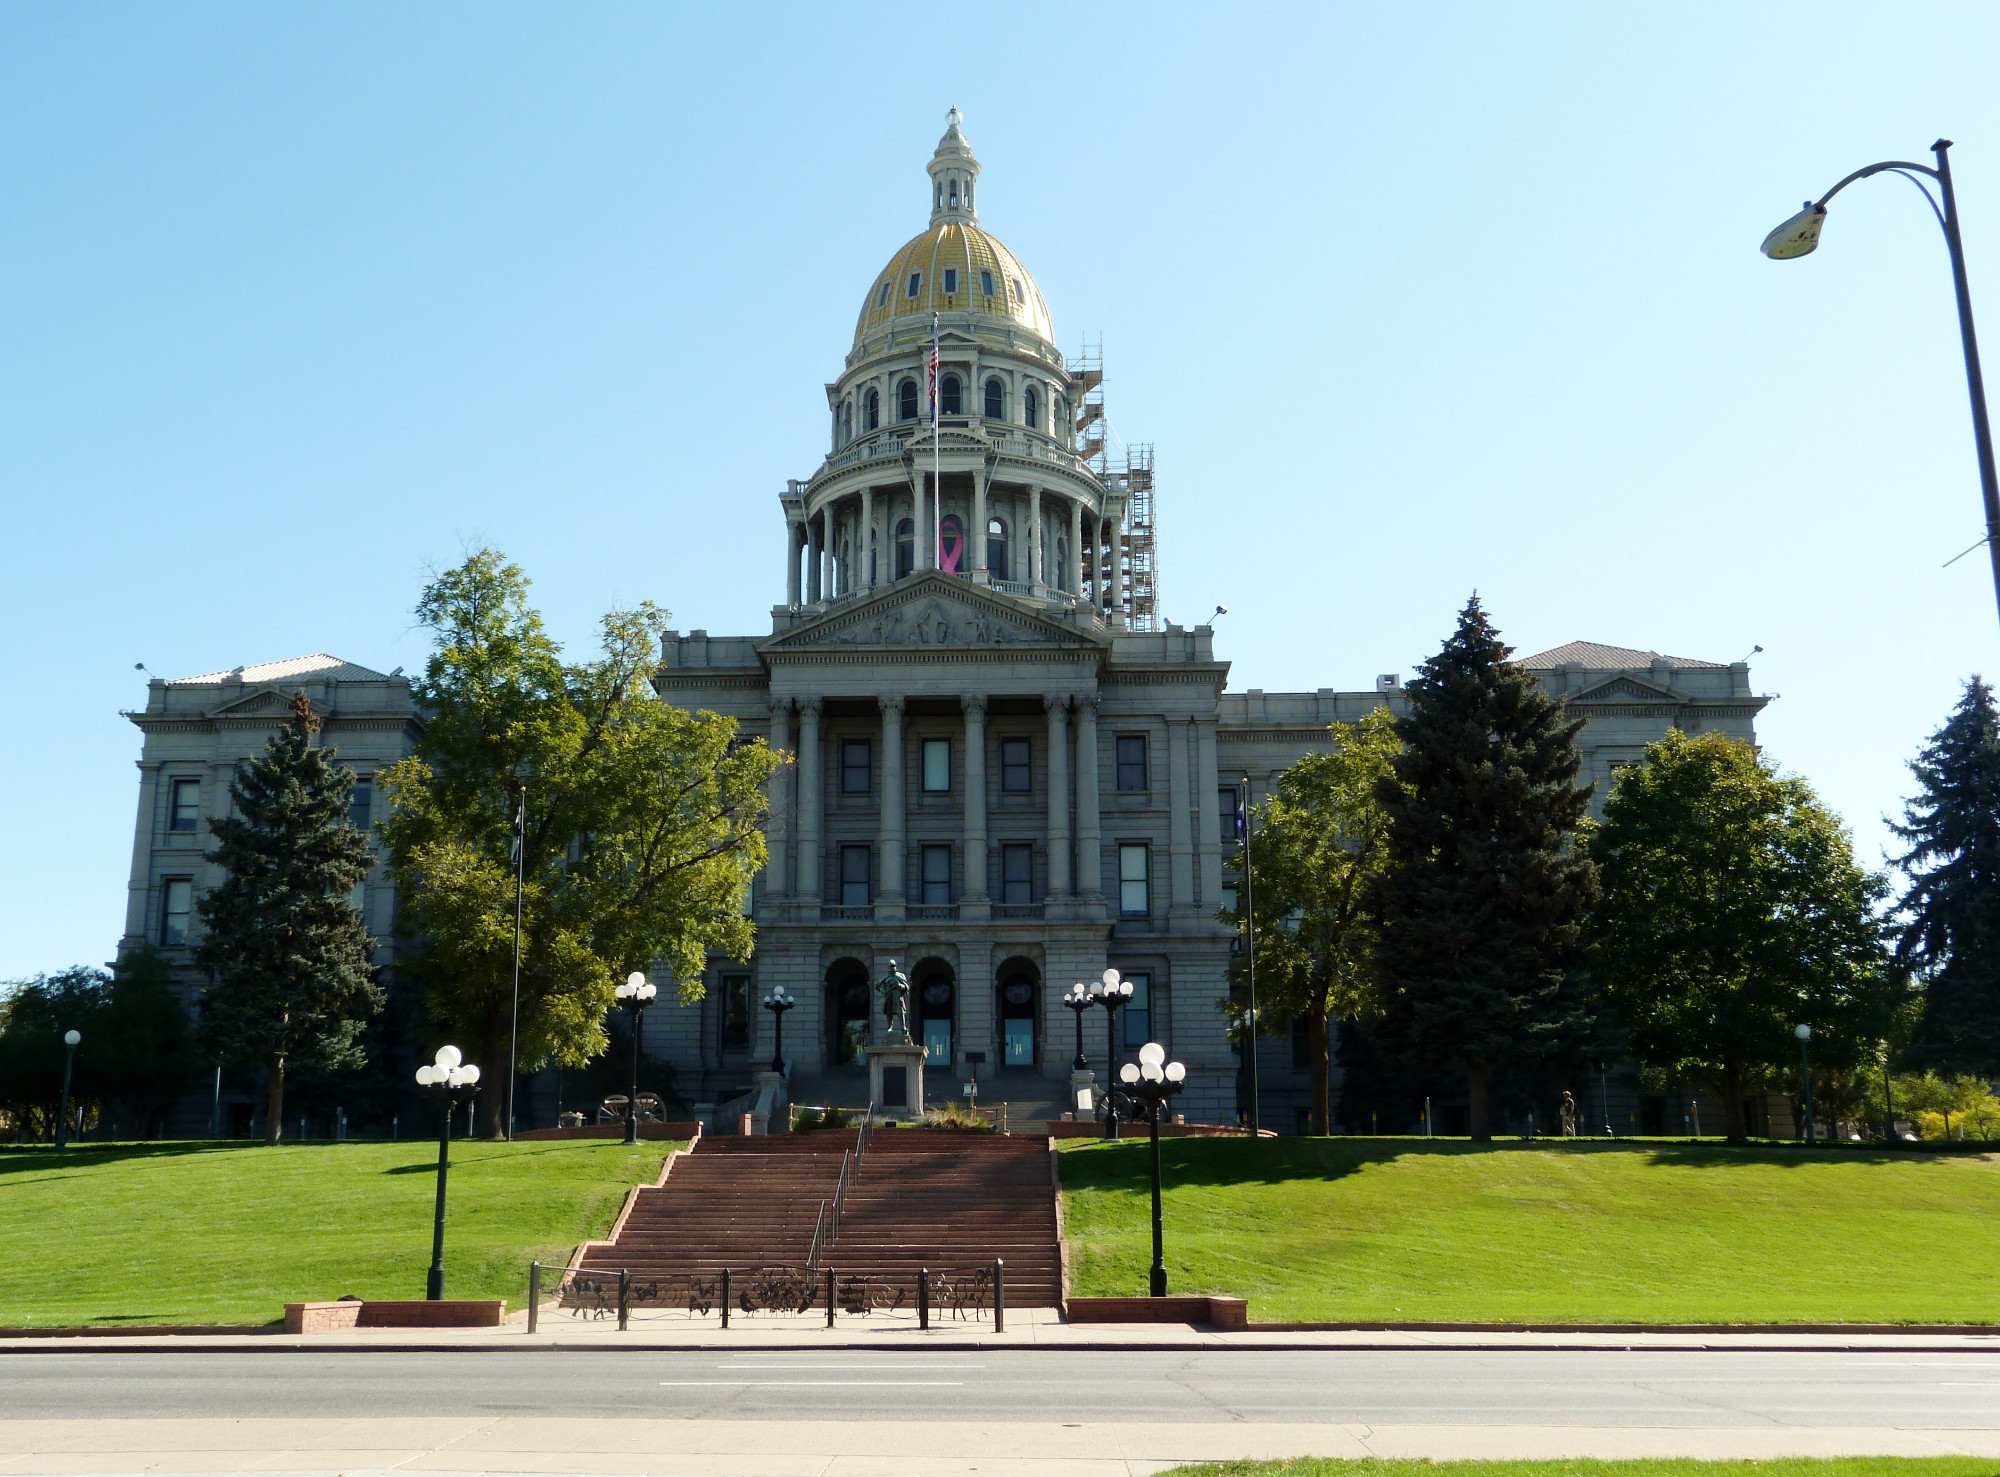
[913,957,956,1068]
[825,958,871,1067]
[997,957,1040,1068]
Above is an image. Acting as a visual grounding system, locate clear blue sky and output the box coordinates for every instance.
[5,4,1998,979]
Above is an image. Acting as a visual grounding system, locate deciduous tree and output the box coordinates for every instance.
[380,550,780,1137]
[195,692,381,1144]
[1589,730,1894,1142]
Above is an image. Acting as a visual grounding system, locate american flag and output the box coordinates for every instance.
[510,792,525,868]
[927,316,939,428]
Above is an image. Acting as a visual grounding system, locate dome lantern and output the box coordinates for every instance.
[927,106,981,227]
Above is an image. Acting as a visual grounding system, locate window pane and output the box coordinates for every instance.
[943,267,957,294]
[923,738,950,792]
[842,740,871,794]
[169,779,201,831]
[1119,845,1148,916]
[722,977,751,1049]
[347,782,373,834]
[1002,843,1032,905]
[161,878,193,946]
[1001,738,1031,792]
[1004,1016,1034,1065]
[922,845,951,904]
[1123,973,1151,1046]
[1220,786,1242,844]
[980,269,995,296]
[907,272,922,297]
[840,845,870,906]
[1116,736,1148,791]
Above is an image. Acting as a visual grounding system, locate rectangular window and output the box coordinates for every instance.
[1001,843,1033,905]
[1119,845,1149,917]
[942,266,958,294]
[1123,972,1152,1047]
[842,739,871,794]
[169,778,201,832]
[922,738,950,792]
[840,844,871,906]
[1001,738,1031,793]
[348,781,373,835]
[1004,1016,1034,1065]
[1220,786,1242,845]
[160,878,193,946]
[1116,735,1148,792]
[921,844,952,905]
[721,974,751,1050]
[347,879,368,932]
[907,271,922,298]
[980,269,995,297]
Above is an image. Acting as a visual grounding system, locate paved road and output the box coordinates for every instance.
[4,1348,1998,1427]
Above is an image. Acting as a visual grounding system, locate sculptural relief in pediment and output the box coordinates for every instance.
[772,580,1093,651]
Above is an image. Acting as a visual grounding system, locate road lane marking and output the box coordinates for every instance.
[662,1381,966,1387]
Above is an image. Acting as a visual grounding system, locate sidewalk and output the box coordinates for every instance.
[4,1304,2000,1354]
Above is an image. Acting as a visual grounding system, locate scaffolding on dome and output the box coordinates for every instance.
[1070,338,1160,633]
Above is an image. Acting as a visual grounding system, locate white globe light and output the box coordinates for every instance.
[1101,968,1121,988]
[1119,1063,1140,1084]
[435,1045,462,1070]
[1142,1062,1163,1083]
[1139,1042,1166,1068]
[640,982,657,1001]
[1086,978,1103,998]
[1795,1023,1812,1041]
[1165,1062,1187,1083]
[415,1065,440,1086]
[64,1029,81,1046]
[627,971,647,991]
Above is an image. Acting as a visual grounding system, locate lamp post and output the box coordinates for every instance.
[762,986,796,1074]
[1062,982,1095,1070]
[414,1045,481,1300]
[615,972,658,1146]
[1795,1024,1816,1144]
[1118,1042,1187,1297]
[55,1029,80,1150]
[1239,774,1262,1135]
[1763,140,2000,632]
[1092,969,1134,1140]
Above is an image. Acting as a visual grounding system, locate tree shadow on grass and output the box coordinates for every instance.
[0,1141,271,1177]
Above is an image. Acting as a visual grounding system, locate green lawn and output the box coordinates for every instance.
[1160,1456,2000,1464]
[1059,1138,2000,1325]
[0,1138,677,1328]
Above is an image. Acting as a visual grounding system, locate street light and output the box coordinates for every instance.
[1763,140,2000,632]
[55,1029,80,1150]
[762,986,796,1074]
[1061,982,1096,1071]
[1118,1042,1188,1297]
[615,972,658,1146]
[414,1045,481,1300]
[1795,1023,1816,1144]
[1091,969,1134,1141]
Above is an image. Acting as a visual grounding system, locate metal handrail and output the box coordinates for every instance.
[807,1199,829,1270]
[856,1100,875,1170]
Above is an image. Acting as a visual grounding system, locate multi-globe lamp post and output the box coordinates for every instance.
[1092,969,1135,1140]
[1062,982,1095,1070]
[1795,1024,1816,1145]
[762,986,796,1074]
[414,1045,481,1300]
[615,971,658,1145]
[1118,1042,1188,1297]
[1762,141,2000,633]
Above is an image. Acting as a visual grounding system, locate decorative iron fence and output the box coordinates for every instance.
[528,1259,1004,1333]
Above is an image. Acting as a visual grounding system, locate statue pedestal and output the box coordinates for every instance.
[866,1042,928,1121]
[1069,1069,1097,1118]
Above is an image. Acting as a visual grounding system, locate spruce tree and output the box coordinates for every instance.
[1372,596,1601,1140]
[195,691,382,1144]
[1893,677,2000,1076]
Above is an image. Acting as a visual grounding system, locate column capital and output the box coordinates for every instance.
[878,694,905,716]
[1042,693,1072,713]
[798,697,823,718]
[960,694,987,716]
[1076,692,1101,714]
[767,696,793,717]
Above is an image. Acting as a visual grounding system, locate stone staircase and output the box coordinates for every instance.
[576,1128,1062,1306]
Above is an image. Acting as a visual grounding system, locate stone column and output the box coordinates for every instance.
[796,699,822,901]
[1045,695,1071,898]
[1167,716,1195,908]
[861,486,876,589]
[807,515,823,603]
[821,509,835,598]
[971,470,989,580]
[1074,694,1101,903]
[962,695,988,906]
[765,699,792,898]
[1068,497,1084,599]
[1196,716,1223,908]
[1029,487,1044,590]
[786,521,804,607]
[879,696,906,909]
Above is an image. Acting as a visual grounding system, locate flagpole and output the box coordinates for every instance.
[506,786,525,1140]
[931,312,942,569]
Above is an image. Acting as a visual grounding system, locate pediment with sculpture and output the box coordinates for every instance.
[764,575,1101,652]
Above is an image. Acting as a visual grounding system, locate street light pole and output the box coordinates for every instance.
[506,784,526,1141]
[1062,983,1094,1071]
[1763,140,2000,631]
[615,972,658,1146]
[55,1029,80,1150]
[1092,969,1133,1141]
[762,987,796,1074]
[1795,1024,1816,1144]
[1118,1043,1187,1297]
[1240,775,1261,1135]
[414,1046,480,1300]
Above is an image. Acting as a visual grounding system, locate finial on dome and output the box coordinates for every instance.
[928,107,980,226]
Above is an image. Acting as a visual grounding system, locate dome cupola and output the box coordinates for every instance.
[928,106,981,225]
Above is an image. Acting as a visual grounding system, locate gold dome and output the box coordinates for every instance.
[852,222,1056,351]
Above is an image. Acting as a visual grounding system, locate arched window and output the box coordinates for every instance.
[998,961,1040,1067]
[984,378,1003,418]
[866,388,880,430]
[940,374,961,416]
[1023,386,1039,430]
[826,961,872,1066]
[898,380,918,422]
[987,517,1008,580]
[895,517,915,579]
[916,962,956,1067]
